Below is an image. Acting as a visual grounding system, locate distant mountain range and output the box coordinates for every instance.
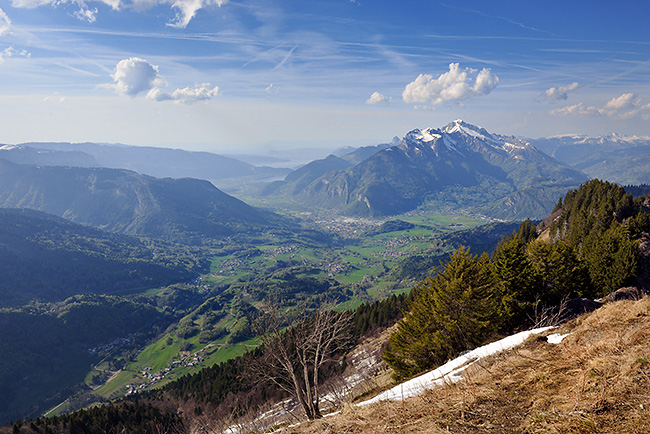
[262,120,587,220]
[530,134,650,185]
[0,158,293,242]
[0,142,289,182]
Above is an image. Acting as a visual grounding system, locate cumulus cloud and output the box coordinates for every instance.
[551,93,650,119]
[10,0,229,28]
[543,82,579,102]
[110,57,164,96]
[107,57,220,104]
[366,91,391,105]
[402,63,499,106]
[550,102,599,116]
[169,84,220,104]
[600,93,650,118]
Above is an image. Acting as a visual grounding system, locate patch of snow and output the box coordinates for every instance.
[410,128,442,143]
[0,144,22,151]
[417,128,442,142]
[504,142,526,150]
[357,326,554,407]
[546,333,570,344]
[442,136,463,155]
[447,122,462,134]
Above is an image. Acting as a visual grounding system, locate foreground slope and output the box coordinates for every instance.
[0,158,292,242]
[277,297,650,434]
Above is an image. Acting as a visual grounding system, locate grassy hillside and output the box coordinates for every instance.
[274,297,650,434]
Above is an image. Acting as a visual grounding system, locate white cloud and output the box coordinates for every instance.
[164,0,229,29]
[110,57,163,96]
[0,8,10,37]
[147,85,220,103]
[551,93,650,119]
[366,91,391,105]
[170,84,220,104]
[543,82,579,102]
[0,46,31,63]
[146,87,172,102]
[265,83,279,95]
[74,7,98,22]
[550,102,598,116]
[402,63,499,106]
[600,93,650,118]
[10,0,229,28]
[108,57,219,104]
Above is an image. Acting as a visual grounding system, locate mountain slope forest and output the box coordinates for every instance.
[5,179,649,433]
[0,208,207,307]
[0,158,293,242]
[384,179,649,380]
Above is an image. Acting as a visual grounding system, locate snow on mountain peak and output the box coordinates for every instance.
[413,128,441,143]
[443,119,493,139]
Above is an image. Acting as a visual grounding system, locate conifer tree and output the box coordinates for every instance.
[383,248,497,381]
[492,236,537,329]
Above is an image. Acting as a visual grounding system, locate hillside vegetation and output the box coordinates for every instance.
[385,179,649,380]
[276,296,650,434]
[0,208,206,307]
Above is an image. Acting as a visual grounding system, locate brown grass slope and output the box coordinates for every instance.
[279,297,650,434]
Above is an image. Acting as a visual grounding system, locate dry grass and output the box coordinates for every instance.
[276,297,650,434]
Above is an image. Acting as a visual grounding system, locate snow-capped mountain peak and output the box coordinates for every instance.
[400,120,536,160]
[442,119,493,140]
[409,128,441,143]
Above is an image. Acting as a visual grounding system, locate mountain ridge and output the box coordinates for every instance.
[264,120,586,219]
[0,158,293,242]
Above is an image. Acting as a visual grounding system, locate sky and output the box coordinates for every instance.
[0,0,649,153]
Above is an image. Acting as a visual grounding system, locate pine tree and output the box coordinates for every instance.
[383,248,497,381]
[492,236,537,329]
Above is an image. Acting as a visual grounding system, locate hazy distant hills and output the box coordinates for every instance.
[0,208,204,306]
[0,144,100,167]
[263,155,354,196]
[263,120,586,220]
[335,142,394,165]
[530,134,650,185]
[0,141,288,182]
[0,158,293,241]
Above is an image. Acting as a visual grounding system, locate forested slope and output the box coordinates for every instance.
[0,208,207,307]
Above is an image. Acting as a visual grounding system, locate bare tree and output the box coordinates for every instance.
[252,303,353,420]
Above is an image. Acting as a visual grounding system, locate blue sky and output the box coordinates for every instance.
[0,0,649,153]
